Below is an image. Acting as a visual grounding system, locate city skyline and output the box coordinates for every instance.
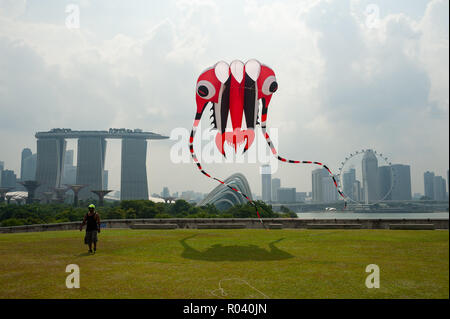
[0,0,448,197]
[1,144,448,202]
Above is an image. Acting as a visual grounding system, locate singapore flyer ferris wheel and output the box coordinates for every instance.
[337,149,396,206]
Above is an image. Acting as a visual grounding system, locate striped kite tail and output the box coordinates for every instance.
[260,124,347,209]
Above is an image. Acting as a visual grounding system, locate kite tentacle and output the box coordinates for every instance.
[260,105,347,208]
[189,109,266,226]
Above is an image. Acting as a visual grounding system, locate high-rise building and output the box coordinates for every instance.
[65,150,74,166]
[22,154,37,181]
[391,164,412,200]
[277,187,296,203]
[35,129,168,200]
[441,177,447,200]
[20,148,32,180]
[35,137,66,198]
[424,171,435,200]
[312,168,326,203]
[62,150,76,185]
[103,170,109,190]
[377,166,392,200]
[312,168,338,203]
[353,180,362,201]
[162,187,170,198]
[261,165,271,202]
[342,168,356,197]
[121,138,149,200]
[322,174,339,203]
[63,167,77,185]
[1,169,17,189]
[271,178,281,202]
[362,149,378,203]
[76,137,106,200]
[433,176,446,201]
[0,161,3,186]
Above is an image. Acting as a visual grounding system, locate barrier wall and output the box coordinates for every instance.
[0,218,448,233]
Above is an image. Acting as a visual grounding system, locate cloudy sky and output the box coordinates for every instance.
[0,0,448,197]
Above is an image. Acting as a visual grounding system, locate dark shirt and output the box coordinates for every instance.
[86,213,99,231]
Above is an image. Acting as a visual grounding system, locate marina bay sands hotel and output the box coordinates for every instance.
[35,128,168,200]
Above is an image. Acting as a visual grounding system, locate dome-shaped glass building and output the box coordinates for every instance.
[198,173,252,210]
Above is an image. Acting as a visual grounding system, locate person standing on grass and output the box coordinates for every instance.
[80,204,101,253]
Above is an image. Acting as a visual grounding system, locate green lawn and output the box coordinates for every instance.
[0,229,448,299]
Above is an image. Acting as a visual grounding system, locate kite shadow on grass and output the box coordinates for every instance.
[180,235,294,262]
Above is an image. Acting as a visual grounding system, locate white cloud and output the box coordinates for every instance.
[0,0,26,18]
[419,0,449,112]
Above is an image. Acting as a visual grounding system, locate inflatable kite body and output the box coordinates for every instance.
[190,60,346,221]
[195,59,277,155]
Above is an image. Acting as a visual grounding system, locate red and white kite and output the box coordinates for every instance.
[189,59,346,220]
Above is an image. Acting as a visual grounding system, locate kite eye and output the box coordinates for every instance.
[196,80,216,100]
[261,76,277,95]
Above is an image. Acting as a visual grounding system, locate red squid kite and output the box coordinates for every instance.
[189,59,346,221]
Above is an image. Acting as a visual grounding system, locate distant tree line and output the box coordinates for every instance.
[0,200,297,227]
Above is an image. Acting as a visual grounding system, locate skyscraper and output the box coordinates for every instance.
[424,171,435,200]
[0,161,3,186]
[433,176,446,201]
[1,170,17,189]
[62,150,77,185]
[391,164,412,200]
[103,170,109,190]
[447,170,450,198]
[312,168,339,203]
[322,174,339,203]
[342,168,356,197]
[35,129,168,201]
[441,176,447,200]
[22,154,37,181]
[35,137,66,198]
[65,150,74,166]
[162,187,170,198]
[261,165,271,202]
[121,138,148,200]
[271,178,281,202]
[362,149,378,203]
[76,137,106,200]
[353,180,362,201]
[312,168,326,203]
[377,165,392,200]
[20,148,32,181]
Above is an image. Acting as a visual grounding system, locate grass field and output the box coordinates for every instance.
[0,229,448,299]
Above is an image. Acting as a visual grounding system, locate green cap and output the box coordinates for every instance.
[88,204,95,209]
